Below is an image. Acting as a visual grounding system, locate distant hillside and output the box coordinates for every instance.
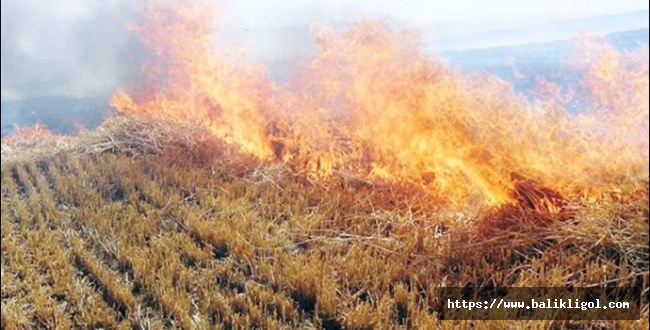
[607,28,650,50]
[1,96,110,137]
[443,28,649,67]
[441,28,649,96]
[430,10,649,50]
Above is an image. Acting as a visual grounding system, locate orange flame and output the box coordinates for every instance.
[2,123,54,143]
[111,1,649,207]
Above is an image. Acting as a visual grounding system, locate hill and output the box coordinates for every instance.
[431,10,649,51]
[1,96,110,138]
[442,28,649,96]
[2,117,648,329]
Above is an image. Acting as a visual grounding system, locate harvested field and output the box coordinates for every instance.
[1,117,648,329]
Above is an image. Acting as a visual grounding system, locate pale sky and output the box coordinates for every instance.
[220,0,649,25]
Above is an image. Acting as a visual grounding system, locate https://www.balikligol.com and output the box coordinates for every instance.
[447,298,632,311]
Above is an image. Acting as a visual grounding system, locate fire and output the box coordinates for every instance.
[111,0,649,207]
[2,123,54,143]
[111,0,276,160]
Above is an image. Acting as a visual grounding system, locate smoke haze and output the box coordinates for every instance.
[1,0,142,101]
[1,0,648,101]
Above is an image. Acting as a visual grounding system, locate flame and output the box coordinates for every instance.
[111,1,649,207]
[2,123,54,143]
[111,0,275,160]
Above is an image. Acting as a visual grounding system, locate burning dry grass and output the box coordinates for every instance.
[2,1,648,328]
[1,123,54,143]
[1,117,648,329]
[106,0,649,209]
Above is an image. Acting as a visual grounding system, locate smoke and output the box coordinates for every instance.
[1,0,143,101]
[1,0,647,101]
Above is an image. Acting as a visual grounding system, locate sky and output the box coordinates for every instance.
[1,0,649,101]
[220,0,648,24]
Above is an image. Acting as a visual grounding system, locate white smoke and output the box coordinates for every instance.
[1,0,142,101]
[1,0,647,101]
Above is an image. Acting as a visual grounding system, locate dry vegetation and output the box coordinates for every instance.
[1,116,648,329]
